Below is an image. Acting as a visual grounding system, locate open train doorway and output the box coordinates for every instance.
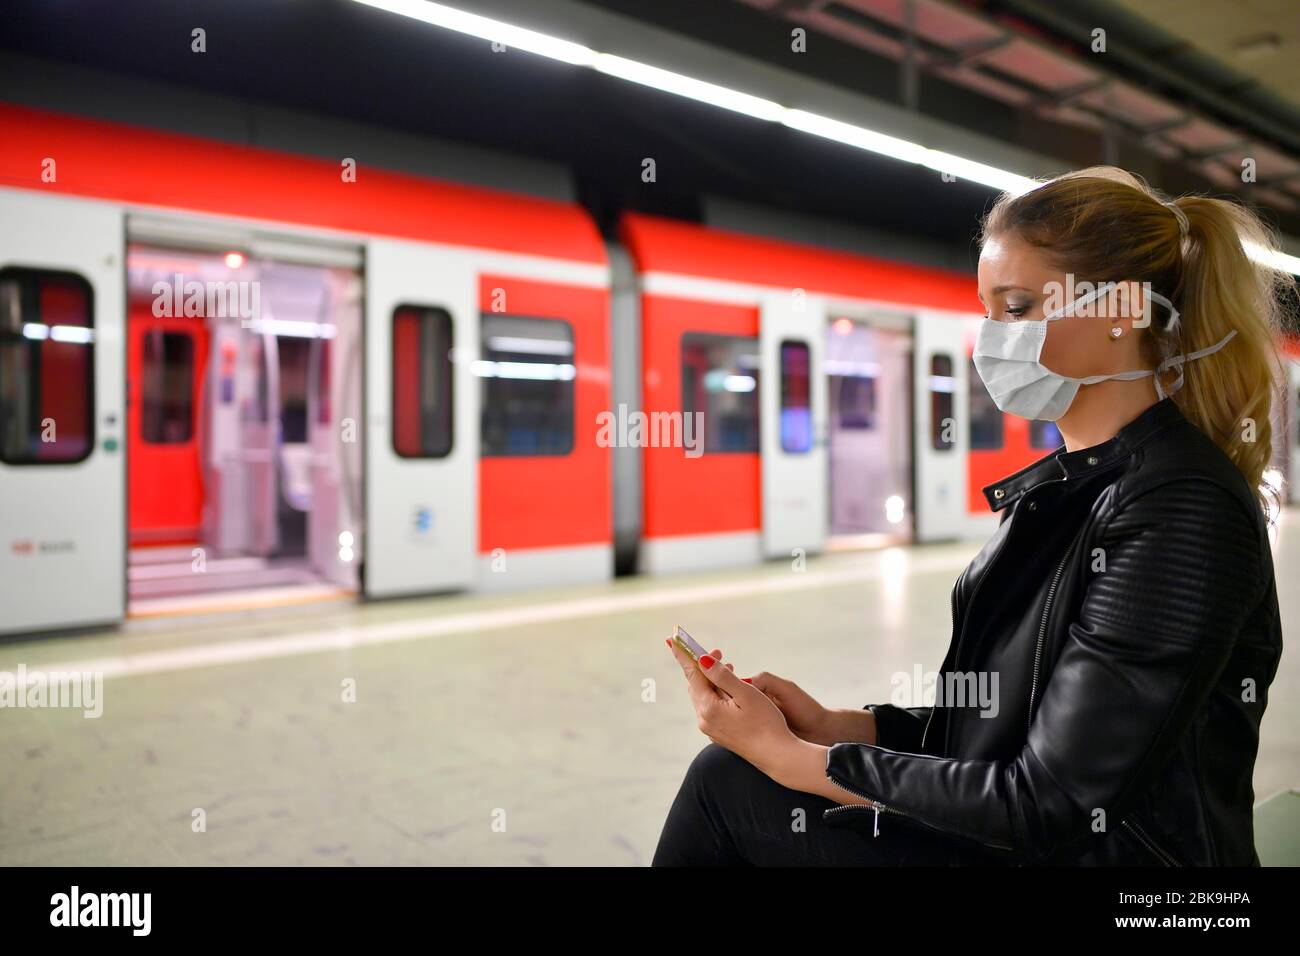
[124,235,363,615]
[825,312,914,549]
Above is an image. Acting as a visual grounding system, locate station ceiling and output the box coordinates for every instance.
[3,0,1298,271]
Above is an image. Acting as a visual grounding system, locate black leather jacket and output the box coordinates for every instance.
[823,398,1282,865]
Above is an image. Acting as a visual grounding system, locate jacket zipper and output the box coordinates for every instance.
[1026,533,1081,734]
[823,775,906,837]
[1122,817,1182,867]
[823,770,1014,851]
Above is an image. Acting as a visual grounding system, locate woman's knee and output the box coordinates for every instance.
[683,741,756,793]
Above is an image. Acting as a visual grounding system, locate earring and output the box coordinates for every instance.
[1109,327,1123,339]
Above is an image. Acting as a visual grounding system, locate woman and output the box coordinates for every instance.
[652,167,1290,866]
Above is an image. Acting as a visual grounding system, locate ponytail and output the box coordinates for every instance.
[1165,196,1290,511]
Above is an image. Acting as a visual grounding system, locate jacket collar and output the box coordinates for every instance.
[982,398,1185,512]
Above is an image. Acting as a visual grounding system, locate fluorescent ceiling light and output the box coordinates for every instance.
[353,0,596,66]
[782,109,929,165]
[785,112,1035,193]
[351,0,1300,275]
[1244,242,1300,276]
[921,150,1036,195]
[595,54,784,122]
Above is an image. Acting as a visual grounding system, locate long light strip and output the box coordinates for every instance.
[594,54,785,122]
[1245,242,1300,276]
[350,0,1300,275]
[781,108,931,167]
[352,0,596,65]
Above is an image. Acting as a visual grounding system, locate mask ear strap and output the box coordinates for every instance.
[1154,329,1238,399]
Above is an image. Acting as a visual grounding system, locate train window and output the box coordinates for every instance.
[929,354,955,452]
[478,314,574,457]
[779,340,812,453]
[681,333,759,453]
[834,372,877,430]
[392,305,453,459]
[141,330,194,444]
[967,357,1003,450]
[277,336,311,444]
[0,267,94,464]
[1030,420,1063,449]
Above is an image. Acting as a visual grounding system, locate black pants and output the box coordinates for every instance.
[652,743,996,866]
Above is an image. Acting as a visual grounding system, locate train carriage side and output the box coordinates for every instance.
[0,102,611,636]
[615,212,1045,574]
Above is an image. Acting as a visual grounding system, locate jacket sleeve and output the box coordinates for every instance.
[863,703,932,753]
[825,478,1265,861]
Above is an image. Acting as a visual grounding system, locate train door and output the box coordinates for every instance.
[127,300,210,547]
[124,235,362,607]
[0,189,125,635]
[364,240,477,597]
[826,311,913,546]
[759,293,827,559]
[912,311,970,541]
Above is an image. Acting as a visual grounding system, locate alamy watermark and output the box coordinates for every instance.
[595,404,705,458]
[152,273,261,326]
[1043,275,1178,329]
[0,665,103,718]
[50,886,150,936]
[891,664,1000,718]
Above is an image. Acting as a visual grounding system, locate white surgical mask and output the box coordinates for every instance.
[972,285,1236,421]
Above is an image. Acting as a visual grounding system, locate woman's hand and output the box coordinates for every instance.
[665,639,801,781]
[748,673,876,746]
[747,672,833,744]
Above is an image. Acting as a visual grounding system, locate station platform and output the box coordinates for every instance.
[2,510,1297,866]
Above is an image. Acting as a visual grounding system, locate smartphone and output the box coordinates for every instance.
[672,625,734,697]
[671,625,710,664]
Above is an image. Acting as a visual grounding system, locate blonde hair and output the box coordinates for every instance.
[982,166,1295,511]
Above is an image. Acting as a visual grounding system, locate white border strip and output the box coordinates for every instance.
[26,188,611,289]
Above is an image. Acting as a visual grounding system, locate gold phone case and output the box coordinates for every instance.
[672,625,708,664]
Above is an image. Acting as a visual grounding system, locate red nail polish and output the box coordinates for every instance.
[699,655,715,670]
[665,638,672,647]
[742,677,753,683]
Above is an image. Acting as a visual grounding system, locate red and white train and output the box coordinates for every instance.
[2,102,1297,636]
